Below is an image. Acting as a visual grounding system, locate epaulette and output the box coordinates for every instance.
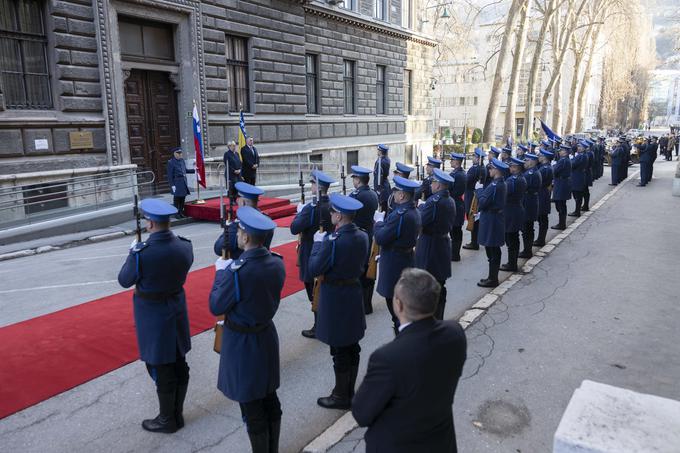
[328,233,338,241]
[131,242,148,253]
[432,194,441,202]
[230,258,246,271]
[271,251,283,259]
[177,235,191,242]
[397,207,407,215]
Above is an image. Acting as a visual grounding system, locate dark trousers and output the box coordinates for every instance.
[331,344,361,372]
[555,200,567,227]
[572,191,583,215]
[485,246,501,282]
[244,173,257,185]
[304,281,314,302]
[611,165,620,185]
[385,298,400,334]
[146,354,190,393]
[239,391,282,435]
[450,227,463,260]
[470,220,480,246]
[583,187,590,210]
[504,231,519,268]
[537,215,549,243]
[521,220,534,253]
[173,196,186,216]
[640,161,651,185]
[434,281,447,320]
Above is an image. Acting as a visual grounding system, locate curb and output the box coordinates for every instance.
[302,170,640,453]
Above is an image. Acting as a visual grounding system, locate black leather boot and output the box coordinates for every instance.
[175,383,188,429]
[362,283,374,315]
[317,368,351,410]
[142,390,178,433]
[348,364,359,400]
[500,248,518,272]
[247,429,270,453]
[301,312,317,339]
[268,419,281,453]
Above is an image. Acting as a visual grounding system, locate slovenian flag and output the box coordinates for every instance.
[238,110,247,161]
[538,118,561,142]
[192,102,206,188]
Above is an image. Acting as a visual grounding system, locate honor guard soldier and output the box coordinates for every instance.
[516,144,528,159]
[551,145,572,230]
[374,176,422,334]
[596,136,606,179]
[213,182,273,259]
[308,194,369,410]
[374,144,391,212]
[476,159,508,288]
[389,163,415,214]
[348,166,379,314]
[534,149,554,246]
[485,147,502,186]
[608,137,625,186]
[448,153,467,261]
[500,146,512,163]
[166,147,196,218]
[583,140,594,211]
[415,168,455,319]
[519,153,541,259]
[569,141,588,218]
[117,199,194,434]
[637,141,652,187]
[501,158,527,272]
[290,170,334,339]
[463,148,487,251]
[421,156,441,200]
[210,206,285,453]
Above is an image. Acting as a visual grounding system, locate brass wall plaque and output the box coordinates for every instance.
[69,131,94,150]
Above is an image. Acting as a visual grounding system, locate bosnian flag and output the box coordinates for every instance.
[538,118,561,142]
[192,103,206,188]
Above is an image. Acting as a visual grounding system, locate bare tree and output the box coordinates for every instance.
[503,0,532,140]
[575,23,602,131]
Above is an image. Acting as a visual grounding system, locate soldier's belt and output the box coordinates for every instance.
[225,316,272,334]
[383,246,414,254]
[323,278,360,287]
[422,232,449,238]
[134,288,182,300]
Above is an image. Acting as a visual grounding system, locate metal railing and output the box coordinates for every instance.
[0,169,155,229]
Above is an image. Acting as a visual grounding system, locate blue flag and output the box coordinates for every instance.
[538,118,561,141]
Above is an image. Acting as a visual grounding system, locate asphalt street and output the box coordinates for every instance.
[329,160,680,452]
[0,162,639,452]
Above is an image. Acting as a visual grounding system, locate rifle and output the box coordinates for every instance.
[311,167,323,311]
[133,194,142,242]
[341,163,347,195]
[366,153,381,281]
[214,164,233,354]
[298,157,305,204]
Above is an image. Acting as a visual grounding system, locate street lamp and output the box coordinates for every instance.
[422,1,453,23]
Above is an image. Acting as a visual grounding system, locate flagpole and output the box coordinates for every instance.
[193,99,205,204]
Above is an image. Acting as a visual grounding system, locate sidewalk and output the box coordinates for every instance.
[327,160,680,452]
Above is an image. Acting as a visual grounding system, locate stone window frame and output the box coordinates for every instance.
[305,53,319,115]
[376,64,386,115]
[343,59,356,115]
[374,0,388,22]
[224,34,250,113]
[404,69,412,115]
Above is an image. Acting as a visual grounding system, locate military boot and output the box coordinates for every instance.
[142,389,178,433]
[247,429,270,453]
[268,419,281,453]
[317,368,352,410]
[175,383,188,429]
[301,312,317,339]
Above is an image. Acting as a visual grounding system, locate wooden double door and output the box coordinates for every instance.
[124,69,180,193]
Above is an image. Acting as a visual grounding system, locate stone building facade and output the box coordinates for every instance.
[0,0,436,214]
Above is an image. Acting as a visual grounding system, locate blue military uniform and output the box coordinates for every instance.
[519,154,541,258]
[609,138,625,185]
[415,169,455,320]
[535,149,554,246]
[551,148,572,230]
[213,182,274,259]
[476,159,508,287]
[420,156,441,200]
[485,147,501,186]
[375,176,421,333]
[209,206,285,449]
[584,143,594,211]
[501,158,527,272]
[373,144,391,211]
[463,148,487,250]
[391,163,416,210]
[638,142,652,186]
[308,194,369,410]
[290,170,334,338]
[569,145,588,217]
[349,166,379,315]
[448,154,467,261]
[117,198,194,433]
[166,148,196,217]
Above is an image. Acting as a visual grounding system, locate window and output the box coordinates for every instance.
[310,153,323,171]
[460,96,465,106]
[119,18,174,61]
[225,35,249,112]
[305,54,318,114]
[343,60,355,114]
[376,65,386,115]
[404,69,412,115]
[474,96,478,106]
[342,0,356,11]
[346,150,358,168]
[403,0,413,28]
[374,0,386,21]
[0,0,52,109]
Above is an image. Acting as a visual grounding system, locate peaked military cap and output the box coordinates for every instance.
[140,198,177,222]
[235,181,264,200]
[330,193,363,214]
[237,206,276,235]
[393,175,421,193]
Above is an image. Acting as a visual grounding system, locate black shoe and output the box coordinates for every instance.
[568,212,580,217]
[301,312,317,338]
[608,183,617,186]
[551,224,566,230]
[142,390,178,433]
[499,263,518,272]
[362,285,373,315]
[636,184,646,187]
[317,369,352,410]
[582,207,589,212]
[175,383,188,429]
[518,251,533,259]
[477,278,499,288]
[451,254,461,262]
[462,243,479,250]
[533,240,545,247]
[247,429,270,453]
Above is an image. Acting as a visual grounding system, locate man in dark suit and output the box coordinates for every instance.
[240,136,260,185]
[223,140,242,200]
[353,268,467,453]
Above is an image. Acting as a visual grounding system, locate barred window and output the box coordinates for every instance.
[343,60,355,114]
[305,54,318,114]
[376,65,386,115]
[404,69,412,115]
[0,0,52,109]
[225,35,249,113]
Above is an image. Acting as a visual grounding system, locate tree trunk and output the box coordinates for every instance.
[564,36,582,134]
[482,0,522,143]
[575,26,601,131]
[552,73,562,133]
[503,0,531,140]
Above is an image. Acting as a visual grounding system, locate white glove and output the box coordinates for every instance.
[375,254,380,262]
[171,185,176,193]
[373,211,385,223]
[215,258,233,271]
[296,202,306,213]
[313,231,326,242]
[129,239,138,250]
[417,199,425,206]
[475,181,484,190]
[474,212,481,221]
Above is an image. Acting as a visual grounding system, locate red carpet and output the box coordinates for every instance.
[0,241,303,420]
[275,215,295,228]
[185,197,297,222]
